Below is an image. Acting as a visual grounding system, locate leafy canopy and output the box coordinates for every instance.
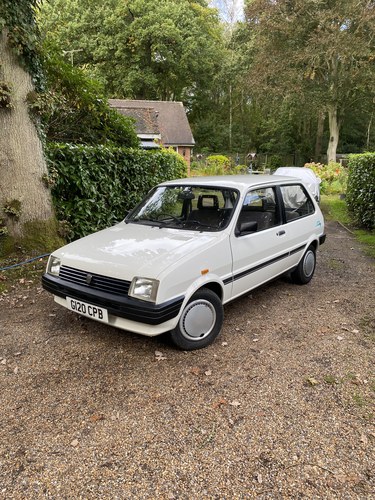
[37,47,139,147]
[39,0,224,101]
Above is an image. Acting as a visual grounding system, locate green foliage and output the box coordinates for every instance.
[268,155,283,170]
[244,0,375,161]
[205,155,231,174]
[35,49,139,147]
[39,0,224,102]
[320,194,375,258]
[304,162,347,194]
[191,155,246,176]
[0,0,45,89]
[0,81,13,108]
[346,153,375,230]
[46,143,187,240]
[3,199,22,219]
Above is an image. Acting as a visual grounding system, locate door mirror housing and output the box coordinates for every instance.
[236,220,258,236]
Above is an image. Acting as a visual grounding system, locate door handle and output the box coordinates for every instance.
[277,230,286,236]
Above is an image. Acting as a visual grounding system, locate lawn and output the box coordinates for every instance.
[320,194,375,258]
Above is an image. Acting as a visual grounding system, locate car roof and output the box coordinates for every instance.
[161,174,300,190]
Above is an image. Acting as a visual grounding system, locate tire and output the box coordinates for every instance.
[291,245,316,285]
[170,288,224,350]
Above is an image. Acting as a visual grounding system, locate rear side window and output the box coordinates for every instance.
[280,185,315,222]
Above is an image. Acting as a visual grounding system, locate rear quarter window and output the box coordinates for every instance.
[280,184,315,222]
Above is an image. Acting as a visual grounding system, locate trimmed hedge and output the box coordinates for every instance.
[346,153,375,230]
[46,143,187,240]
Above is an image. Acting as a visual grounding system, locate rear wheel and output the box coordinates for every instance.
[291,245,316,284]
[170,288,223,350]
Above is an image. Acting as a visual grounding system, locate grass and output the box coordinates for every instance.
[0,254,48,294]
[320,195,375,258]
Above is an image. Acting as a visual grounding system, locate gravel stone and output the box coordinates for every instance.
[0,220,374,498]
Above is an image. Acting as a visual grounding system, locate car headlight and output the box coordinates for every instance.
[47,256,61,277]
[129,277,159,302]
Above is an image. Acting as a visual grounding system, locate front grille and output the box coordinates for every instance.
[59,266,130,296]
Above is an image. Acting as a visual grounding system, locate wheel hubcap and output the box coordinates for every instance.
[180,299,216,341]
[303,250,315,277]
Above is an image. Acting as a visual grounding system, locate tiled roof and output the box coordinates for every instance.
[113,107,159,135]
[109,99,195,146]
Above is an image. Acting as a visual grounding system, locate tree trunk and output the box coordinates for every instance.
[314,110,325,162]
[327,105,339,163]
[0,29,54,239]
[366,112,373,150]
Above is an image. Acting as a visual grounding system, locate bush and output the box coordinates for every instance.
[346,153,375,230]
[190,155,249,176]
[304,162,347,194]
[268,155,283,170]
[36,49,139,147]
[205,155,231,175]
[46,143,187,240]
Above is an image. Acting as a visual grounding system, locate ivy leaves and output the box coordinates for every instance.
[0,0,45,89]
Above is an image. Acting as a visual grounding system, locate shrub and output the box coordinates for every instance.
[304,162,347,194]
[346,153,375,230]
[36,49,139,148]
[268,155,283,170]
[190,155,248,177]
[46,143,187,240]
[205,155,231,175]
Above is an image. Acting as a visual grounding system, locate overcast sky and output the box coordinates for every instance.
[209,0,245,24]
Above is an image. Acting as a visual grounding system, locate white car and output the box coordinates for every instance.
[43,175,325,350]
[274,167,321,202]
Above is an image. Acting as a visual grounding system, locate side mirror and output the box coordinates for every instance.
[236,220,258,236]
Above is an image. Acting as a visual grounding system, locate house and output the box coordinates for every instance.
[109,99,195,167]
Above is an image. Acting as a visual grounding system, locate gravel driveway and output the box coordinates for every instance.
[1,220,374,498]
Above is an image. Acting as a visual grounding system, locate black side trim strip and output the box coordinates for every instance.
[42,274,184,325]
[227,244,307,284]
[290,244,306,256]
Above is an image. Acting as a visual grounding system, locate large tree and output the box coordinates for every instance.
[39,0,224,102]
[0,0,57,251]
[244,0,375,162]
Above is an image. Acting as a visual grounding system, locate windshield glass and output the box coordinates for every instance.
[126,185,239,231]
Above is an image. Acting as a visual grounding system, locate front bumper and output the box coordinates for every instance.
[42,273,184,326]
[319,234,326,245]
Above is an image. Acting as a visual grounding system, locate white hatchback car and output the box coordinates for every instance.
[43,175,325,350]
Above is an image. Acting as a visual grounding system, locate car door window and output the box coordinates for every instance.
[236,187,279,233]
[280,185,315,222]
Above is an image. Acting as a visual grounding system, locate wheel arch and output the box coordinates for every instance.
[199,280,223,301]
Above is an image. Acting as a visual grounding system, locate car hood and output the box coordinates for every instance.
[54,222,221,280]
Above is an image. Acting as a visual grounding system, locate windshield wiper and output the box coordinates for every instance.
[184,219,215,231]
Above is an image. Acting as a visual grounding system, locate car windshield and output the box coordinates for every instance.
[126,185,239,231]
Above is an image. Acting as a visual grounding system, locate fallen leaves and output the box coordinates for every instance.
[212,399,242,409]
[90,413,104,423]
[212,398,227,409]
[154,351,167,361]
[306,377,319,387]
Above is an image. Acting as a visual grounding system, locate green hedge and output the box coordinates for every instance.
[346,153,375,230]
[46,143,187,240]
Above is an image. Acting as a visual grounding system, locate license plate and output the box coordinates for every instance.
[67,297,108,323]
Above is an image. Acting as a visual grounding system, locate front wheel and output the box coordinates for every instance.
[291,245,316,284]
[170,288,224,350]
